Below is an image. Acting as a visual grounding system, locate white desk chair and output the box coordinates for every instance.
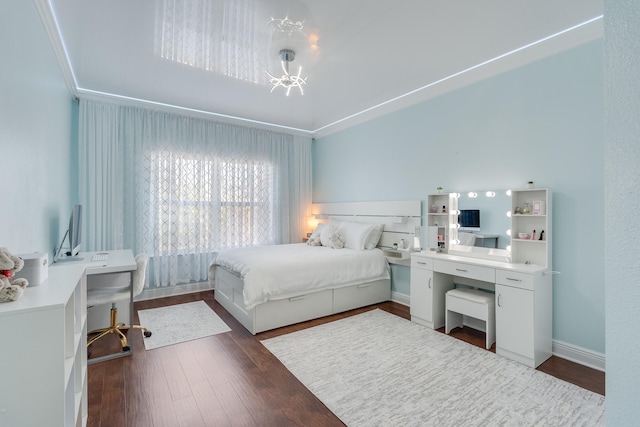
[87,253,152,352]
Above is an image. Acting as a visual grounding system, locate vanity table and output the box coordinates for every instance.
[412,188,552,368]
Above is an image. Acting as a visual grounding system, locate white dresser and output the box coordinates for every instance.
[0,263,88,426]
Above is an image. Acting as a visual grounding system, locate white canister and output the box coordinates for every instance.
[14,252,49,286]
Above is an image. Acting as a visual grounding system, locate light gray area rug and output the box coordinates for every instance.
[261,309,605,426]
[138,300,231,350]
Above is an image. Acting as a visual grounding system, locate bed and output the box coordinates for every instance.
[209,200,421,334]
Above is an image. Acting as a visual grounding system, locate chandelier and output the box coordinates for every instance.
[266,49,307,96]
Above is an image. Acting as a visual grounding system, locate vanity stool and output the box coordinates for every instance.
[445,288,496,350]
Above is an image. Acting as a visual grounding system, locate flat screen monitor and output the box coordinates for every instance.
[459,209,480,231]
[54,204,83,262]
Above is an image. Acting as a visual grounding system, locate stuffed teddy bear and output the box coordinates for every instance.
[306,236,322,246]
[0,247,29,303]
[327,230,345,249]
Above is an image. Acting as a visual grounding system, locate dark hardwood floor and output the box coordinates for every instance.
[87,292,604,427]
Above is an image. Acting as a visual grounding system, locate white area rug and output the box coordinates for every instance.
[261,309,605,426]
[137,301,231,350]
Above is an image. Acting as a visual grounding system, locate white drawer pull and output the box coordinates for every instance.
[455,268,468,272]
[417,261,427,265]
[428,278,432,289]
[289,296,306,301]
[506,277,522,282]
[497,294,502,307]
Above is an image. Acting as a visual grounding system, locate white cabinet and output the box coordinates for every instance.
[410,255,454,329]
[496,284,534,358]
[495,269,552,368]
[427,193,457,251]
[0,263,88,427]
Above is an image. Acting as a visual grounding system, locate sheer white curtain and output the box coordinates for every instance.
[78,99,312,289]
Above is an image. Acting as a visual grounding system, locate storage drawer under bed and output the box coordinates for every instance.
[333,279,390,313]
[254,290,334,333]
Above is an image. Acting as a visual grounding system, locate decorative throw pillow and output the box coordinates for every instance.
[364,224,384,250]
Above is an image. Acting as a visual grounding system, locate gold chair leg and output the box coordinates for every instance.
[87,304,152,352]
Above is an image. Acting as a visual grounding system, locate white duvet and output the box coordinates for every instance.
[209,243,390,310]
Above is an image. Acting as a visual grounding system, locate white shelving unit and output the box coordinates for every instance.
[427,193,457,251]
[0,262,88,427]
[509,188,552,268]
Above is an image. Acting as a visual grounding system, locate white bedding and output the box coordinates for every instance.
[209,243,390,310]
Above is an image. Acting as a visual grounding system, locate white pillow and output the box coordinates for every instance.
[364,224,384,250]
[310,223,327,239]
[337,221,375,250]
[320,223,336,247]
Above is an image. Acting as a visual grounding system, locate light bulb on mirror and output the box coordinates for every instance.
[506,229,512,236]
[506,245,512,252]
[485,191,496,198]
[506,190,512,196]
[468,192,477,198]
[506,211,512,218]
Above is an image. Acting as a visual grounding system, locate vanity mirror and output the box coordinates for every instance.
[448,190,512,262]
[455,190,511,249]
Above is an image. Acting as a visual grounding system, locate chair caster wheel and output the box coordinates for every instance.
[122,346,130,352]
[144,331,152,338]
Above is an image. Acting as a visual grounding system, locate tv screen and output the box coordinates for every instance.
[459,209,480,231]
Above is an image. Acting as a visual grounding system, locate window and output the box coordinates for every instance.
[149,150,275,255]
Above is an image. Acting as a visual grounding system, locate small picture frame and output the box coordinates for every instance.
[532,200,545,215]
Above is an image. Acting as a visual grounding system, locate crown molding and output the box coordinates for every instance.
[33,0,78,98]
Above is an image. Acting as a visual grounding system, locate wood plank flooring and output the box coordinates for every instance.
[87,291,604,426]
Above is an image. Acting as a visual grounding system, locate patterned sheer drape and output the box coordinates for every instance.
[79,99,312,289]
[153,0,269,84]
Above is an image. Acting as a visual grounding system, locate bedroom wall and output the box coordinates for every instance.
[0,0,75,259]
[312,40,604,356]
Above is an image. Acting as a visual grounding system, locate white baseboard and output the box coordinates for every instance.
[391,291,410,307]
[552,339,605,372]
[137,282,213,301]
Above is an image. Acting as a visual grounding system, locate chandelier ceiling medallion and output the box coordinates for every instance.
[266,48,307,96]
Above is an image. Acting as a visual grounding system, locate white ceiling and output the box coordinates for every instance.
[44,0,603,136]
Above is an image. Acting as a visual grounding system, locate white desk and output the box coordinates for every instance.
[55,249,137,364]
[410,251,552,368]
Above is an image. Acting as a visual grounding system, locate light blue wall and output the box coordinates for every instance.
[604,0,640,423]
[313,40,604,354]
[0,0,75,259]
